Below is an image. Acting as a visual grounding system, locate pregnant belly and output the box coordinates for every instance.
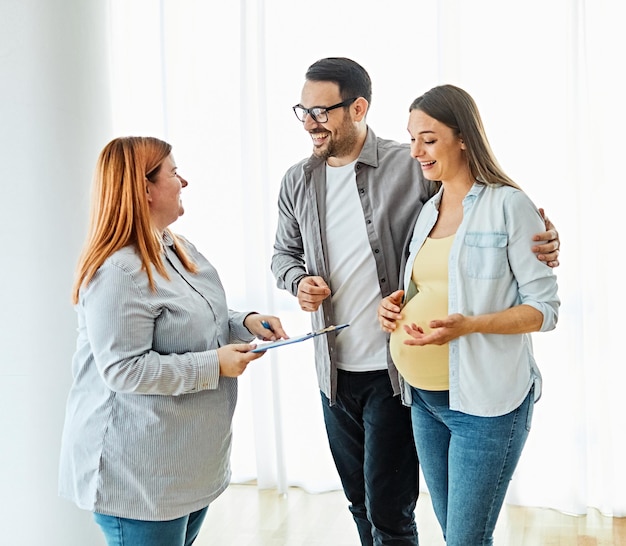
[389,287,449,389]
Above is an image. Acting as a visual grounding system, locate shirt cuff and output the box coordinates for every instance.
[195,350,220,391]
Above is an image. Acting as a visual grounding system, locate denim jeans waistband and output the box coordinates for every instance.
[413,387,449,407]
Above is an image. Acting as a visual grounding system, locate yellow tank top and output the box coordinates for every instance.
[389,235,454,390]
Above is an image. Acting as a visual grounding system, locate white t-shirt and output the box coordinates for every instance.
[325,161,387,371]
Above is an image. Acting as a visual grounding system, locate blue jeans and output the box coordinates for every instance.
[94,506,208,546]
[322,369,419,545]
[410,387,534,546]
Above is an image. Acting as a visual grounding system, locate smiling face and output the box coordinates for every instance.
[299,80,366,167]
[146,154,188,231]
[407,108,472,185]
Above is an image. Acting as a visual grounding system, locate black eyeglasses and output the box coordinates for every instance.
[292,97,358,123]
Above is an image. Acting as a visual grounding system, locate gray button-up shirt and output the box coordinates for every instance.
[59,233,254,520]
[271,127,439,403]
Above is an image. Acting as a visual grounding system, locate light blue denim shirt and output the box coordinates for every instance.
[400,182,560,416]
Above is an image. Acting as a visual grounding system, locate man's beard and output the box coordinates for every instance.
[313,114,359,161]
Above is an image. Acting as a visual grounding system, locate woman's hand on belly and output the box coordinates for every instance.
[403,313,468,346]
[377,290,404,333]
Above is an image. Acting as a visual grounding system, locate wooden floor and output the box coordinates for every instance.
[197,484,626,546]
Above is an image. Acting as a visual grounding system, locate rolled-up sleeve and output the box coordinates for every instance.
[505,191,560,332]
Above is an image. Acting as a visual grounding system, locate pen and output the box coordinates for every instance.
[261,320,274,332]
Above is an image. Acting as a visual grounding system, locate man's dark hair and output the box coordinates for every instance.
[305,57,372,105]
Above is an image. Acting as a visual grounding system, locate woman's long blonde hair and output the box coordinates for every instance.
[72,136,197,304]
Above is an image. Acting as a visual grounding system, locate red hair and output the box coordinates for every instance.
[72,137,197,304]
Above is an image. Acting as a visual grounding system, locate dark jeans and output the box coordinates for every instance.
[321,369,419,545]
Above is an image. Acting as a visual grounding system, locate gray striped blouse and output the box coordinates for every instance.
[58,233,255,520]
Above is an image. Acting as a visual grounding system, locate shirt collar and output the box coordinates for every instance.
[162,230,175,247]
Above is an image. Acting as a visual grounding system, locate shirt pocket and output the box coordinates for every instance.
[464,232,508,279]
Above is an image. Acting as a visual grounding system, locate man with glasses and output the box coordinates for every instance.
[271,57,560,545]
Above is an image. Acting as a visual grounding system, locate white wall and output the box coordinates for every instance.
[0,1,111,544]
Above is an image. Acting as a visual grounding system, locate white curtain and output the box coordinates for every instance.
[108,0,626,516]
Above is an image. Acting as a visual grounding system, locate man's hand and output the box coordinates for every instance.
[297,276,331,312]
[533,208,560,268]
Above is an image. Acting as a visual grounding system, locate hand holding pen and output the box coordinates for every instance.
[260,318,291,342]
[243,314,289,342]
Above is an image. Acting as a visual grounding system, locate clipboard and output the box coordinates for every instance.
[251,323,350,353]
